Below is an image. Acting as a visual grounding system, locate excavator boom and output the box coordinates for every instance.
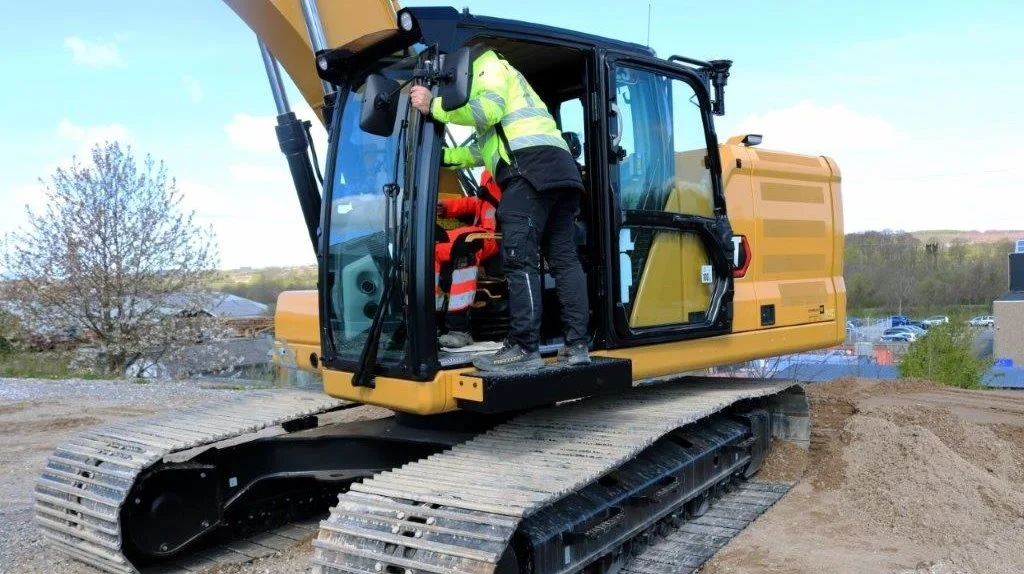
[222,0,399,122]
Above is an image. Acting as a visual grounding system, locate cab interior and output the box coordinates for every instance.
[434,38,595,366]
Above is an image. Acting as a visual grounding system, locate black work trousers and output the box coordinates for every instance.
[496,176,589,352]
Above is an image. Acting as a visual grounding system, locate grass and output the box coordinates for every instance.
[0,349,105,379]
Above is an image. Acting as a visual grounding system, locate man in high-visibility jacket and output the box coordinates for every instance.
[411,45,590,372]
[435,169,503,349]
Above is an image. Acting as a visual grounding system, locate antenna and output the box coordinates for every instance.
[646,2,652,47]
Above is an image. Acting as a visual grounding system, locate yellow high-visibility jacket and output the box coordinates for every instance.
[430,49,571,179]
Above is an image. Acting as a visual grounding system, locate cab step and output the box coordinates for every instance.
[455,356,633,413]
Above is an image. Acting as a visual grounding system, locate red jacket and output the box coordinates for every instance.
[436,170,502,266]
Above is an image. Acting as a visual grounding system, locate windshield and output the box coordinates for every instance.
[324,53,419,368]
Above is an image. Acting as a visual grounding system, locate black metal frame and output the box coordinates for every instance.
[120,416,476,563]
[599,53,735,348]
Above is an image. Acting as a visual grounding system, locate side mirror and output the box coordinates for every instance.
[360,74,400,137]
[437,47,473,112]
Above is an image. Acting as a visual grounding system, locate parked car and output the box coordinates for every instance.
[908,320,930,330]
[881,332,916,343]
[922,315,949,327]
[883,326,926,338]
[890,315,910,327]
[968,315,995,327]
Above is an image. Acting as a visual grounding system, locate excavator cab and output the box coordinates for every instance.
[308,8,743,412]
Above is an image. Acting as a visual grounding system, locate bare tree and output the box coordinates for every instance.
[2,141,220,374]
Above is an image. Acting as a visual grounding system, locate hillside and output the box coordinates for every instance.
[908,229,1024,245]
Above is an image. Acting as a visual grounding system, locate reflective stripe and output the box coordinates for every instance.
[512,69,537,107]
[480,91,506,110]
[437,290,476,312]
[435,266,479,312]
[507,133,570,152]
[469,145,483,164]
[451,266,478,284]
[523,270,534,328]
[469,100,488,128]
[502,107,551,123]
[433,266,478,285]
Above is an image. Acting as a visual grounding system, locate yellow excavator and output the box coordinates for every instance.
[34,1,844,573]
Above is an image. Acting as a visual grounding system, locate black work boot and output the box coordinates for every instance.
[555,342,591,366]
[472,343,545,372]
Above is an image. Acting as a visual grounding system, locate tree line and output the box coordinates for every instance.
[844,231,1014,314]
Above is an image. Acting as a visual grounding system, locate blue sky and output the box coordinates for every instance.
[2,0,1023,269]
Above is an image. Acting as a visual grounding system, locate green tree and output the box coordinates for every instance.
[2,141,219,374]
[898,322,987,389]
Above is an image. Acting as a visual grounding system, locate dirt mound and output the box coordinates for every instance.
[705,378,1024,574]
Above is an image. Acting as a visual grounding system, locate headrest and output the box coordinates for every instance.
[562,132,582,160]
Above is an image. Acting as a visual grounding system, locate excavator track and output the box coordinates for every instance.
[34,389,348,574]
[312,379,806,574]
[622,480,792,574]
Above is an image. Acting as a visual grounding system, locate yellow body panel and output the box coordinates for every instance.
[272,139,845,415]
[222,0,398,122]
[721,137,845,342]
[629,153,715,328]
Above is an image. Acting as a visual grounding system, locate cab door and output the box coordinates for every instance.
[603,55,735,345]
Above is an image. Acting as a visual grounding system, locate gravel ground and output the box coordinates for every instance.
[0,378,253,574]
[4,377,1023,574]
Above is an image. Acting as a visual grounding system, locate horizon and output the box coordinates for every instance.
[2,1,1022,268]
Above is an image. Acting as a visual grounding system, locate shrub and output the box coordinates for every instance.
[898,322,986,389]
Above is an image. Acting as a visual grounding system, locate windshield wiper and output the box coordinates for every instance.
[351,111,409,389]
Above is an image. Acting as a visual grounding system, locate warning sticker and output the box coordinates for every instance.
[700,265,713,284]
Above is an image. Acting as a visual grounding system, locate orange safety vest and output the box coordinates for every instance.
[434,170,503,313]
[434,265,479,312]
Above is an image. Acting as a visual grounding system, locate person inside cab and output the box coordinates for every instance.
[434,169,503,349]
[412,43,591,372]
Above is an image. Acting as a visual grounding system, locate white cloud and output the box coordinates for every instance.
[225,113,277,154]
[56,120,133,159]
[12,183,46,212]
[177,178,315,269]
[229,163,292,186]
[719,101,1024,234]
[183,76,203,103]
[728,101,909,156]
[64,36,123,68]
[224,101,328,157]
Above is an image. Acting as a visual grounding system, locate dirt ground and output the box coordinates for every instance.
[2,377,1023,574]
[705,378,1024,574]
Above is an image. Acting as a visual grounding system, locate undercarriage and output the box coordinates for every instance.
[35,378,808,574]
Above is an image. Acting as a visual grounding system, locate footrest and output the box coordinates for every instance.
[453,356,632,413]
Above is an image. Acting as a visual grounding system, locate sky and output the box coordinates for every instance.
[1,0,1023,270]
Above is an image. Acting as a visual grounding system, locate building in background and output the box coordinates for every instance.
[993,252,1024,368]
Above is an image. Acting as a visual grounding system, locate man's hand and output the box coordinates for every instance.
[410,86,433,115]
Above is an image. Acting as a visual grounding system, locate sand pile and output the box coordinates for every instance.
[704,378,1024,574]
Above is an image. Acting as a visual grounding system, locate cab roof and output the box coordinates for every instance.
[406,6,657,58]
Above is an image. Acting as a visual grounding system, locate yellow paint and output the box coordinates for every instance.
[628,154,714,328]
[322,367,474,414]
[628,231,712,327]
[451,374,485,401]
[318,320,842,412]
[221,0,399,123]
[271,138,846,416]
